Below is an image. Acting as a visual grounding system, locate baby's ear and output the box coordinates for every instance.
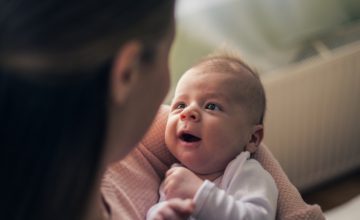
[245,125,264,153]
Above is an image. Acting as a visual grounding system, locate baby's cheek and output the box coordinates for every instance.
[165,119,176,145]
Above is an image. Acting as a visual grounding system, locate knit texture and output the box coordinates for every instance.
[101,105,325,220]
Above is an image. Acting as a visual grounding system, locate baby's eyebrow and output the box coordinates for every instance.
[172,93,232,104]
[171,94,187,102]
[203,92,230,102]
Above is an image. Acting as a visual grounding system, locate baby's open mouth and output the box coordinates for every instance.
[179,132,201,142]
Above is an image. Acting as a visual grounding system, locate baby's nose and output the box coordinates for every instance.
[180,109,200,122]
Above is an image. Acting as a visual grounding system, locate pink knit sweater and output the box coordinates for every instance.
[101,105,325,220]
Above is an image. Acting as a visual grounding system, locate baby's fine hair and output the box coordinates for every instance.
[193,52,266,125]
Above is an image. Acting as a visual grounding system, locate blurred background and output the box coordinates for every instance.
[169,0,360,218]
[170,0,360,87]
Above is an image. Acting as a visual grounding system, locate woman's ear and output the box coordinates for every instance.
[245,125,264,153]
[110,41,142,105]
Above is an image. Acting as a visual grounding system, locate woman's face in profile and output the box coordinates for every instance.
[133,20,176,142]
[104,19,176,163]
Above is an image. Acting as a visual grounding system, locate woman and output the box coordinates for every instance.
[1,0,175,219]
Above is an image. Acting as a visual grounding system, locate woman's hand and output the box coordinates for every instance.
[163,167,203,200]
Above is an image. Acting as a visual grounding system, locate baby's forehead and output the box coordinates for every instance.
[179,69,250,103]
[182,67,242,88]
[194,57,252,75]
[186,60,259,101]
[188,61,254,90]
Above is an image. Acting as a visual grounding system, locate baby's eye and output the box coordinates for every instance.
[175,103,186,109]
[205,103,221,111]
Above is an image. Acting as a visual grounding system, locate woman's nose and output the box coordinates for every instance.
[180,108,200,122]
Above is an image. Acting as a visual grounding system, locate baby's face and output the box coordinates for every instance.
[165,66,254,175]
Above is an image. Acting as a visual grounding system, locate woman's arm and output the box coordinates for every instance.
[101,105,176,220]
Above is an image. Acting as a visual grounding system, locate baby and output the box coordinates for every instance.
[147,53,278,220]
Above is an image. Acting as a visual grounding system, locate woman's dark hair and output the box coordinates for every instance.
[0,1,174,219]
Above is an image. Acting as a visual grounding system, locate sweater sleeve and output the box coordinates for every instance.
[192,159,278,220]
[101,105,177,220]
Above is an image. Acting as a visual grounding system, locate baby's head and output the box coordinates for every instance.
[165,53,266,176]
[194,54,266,125]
